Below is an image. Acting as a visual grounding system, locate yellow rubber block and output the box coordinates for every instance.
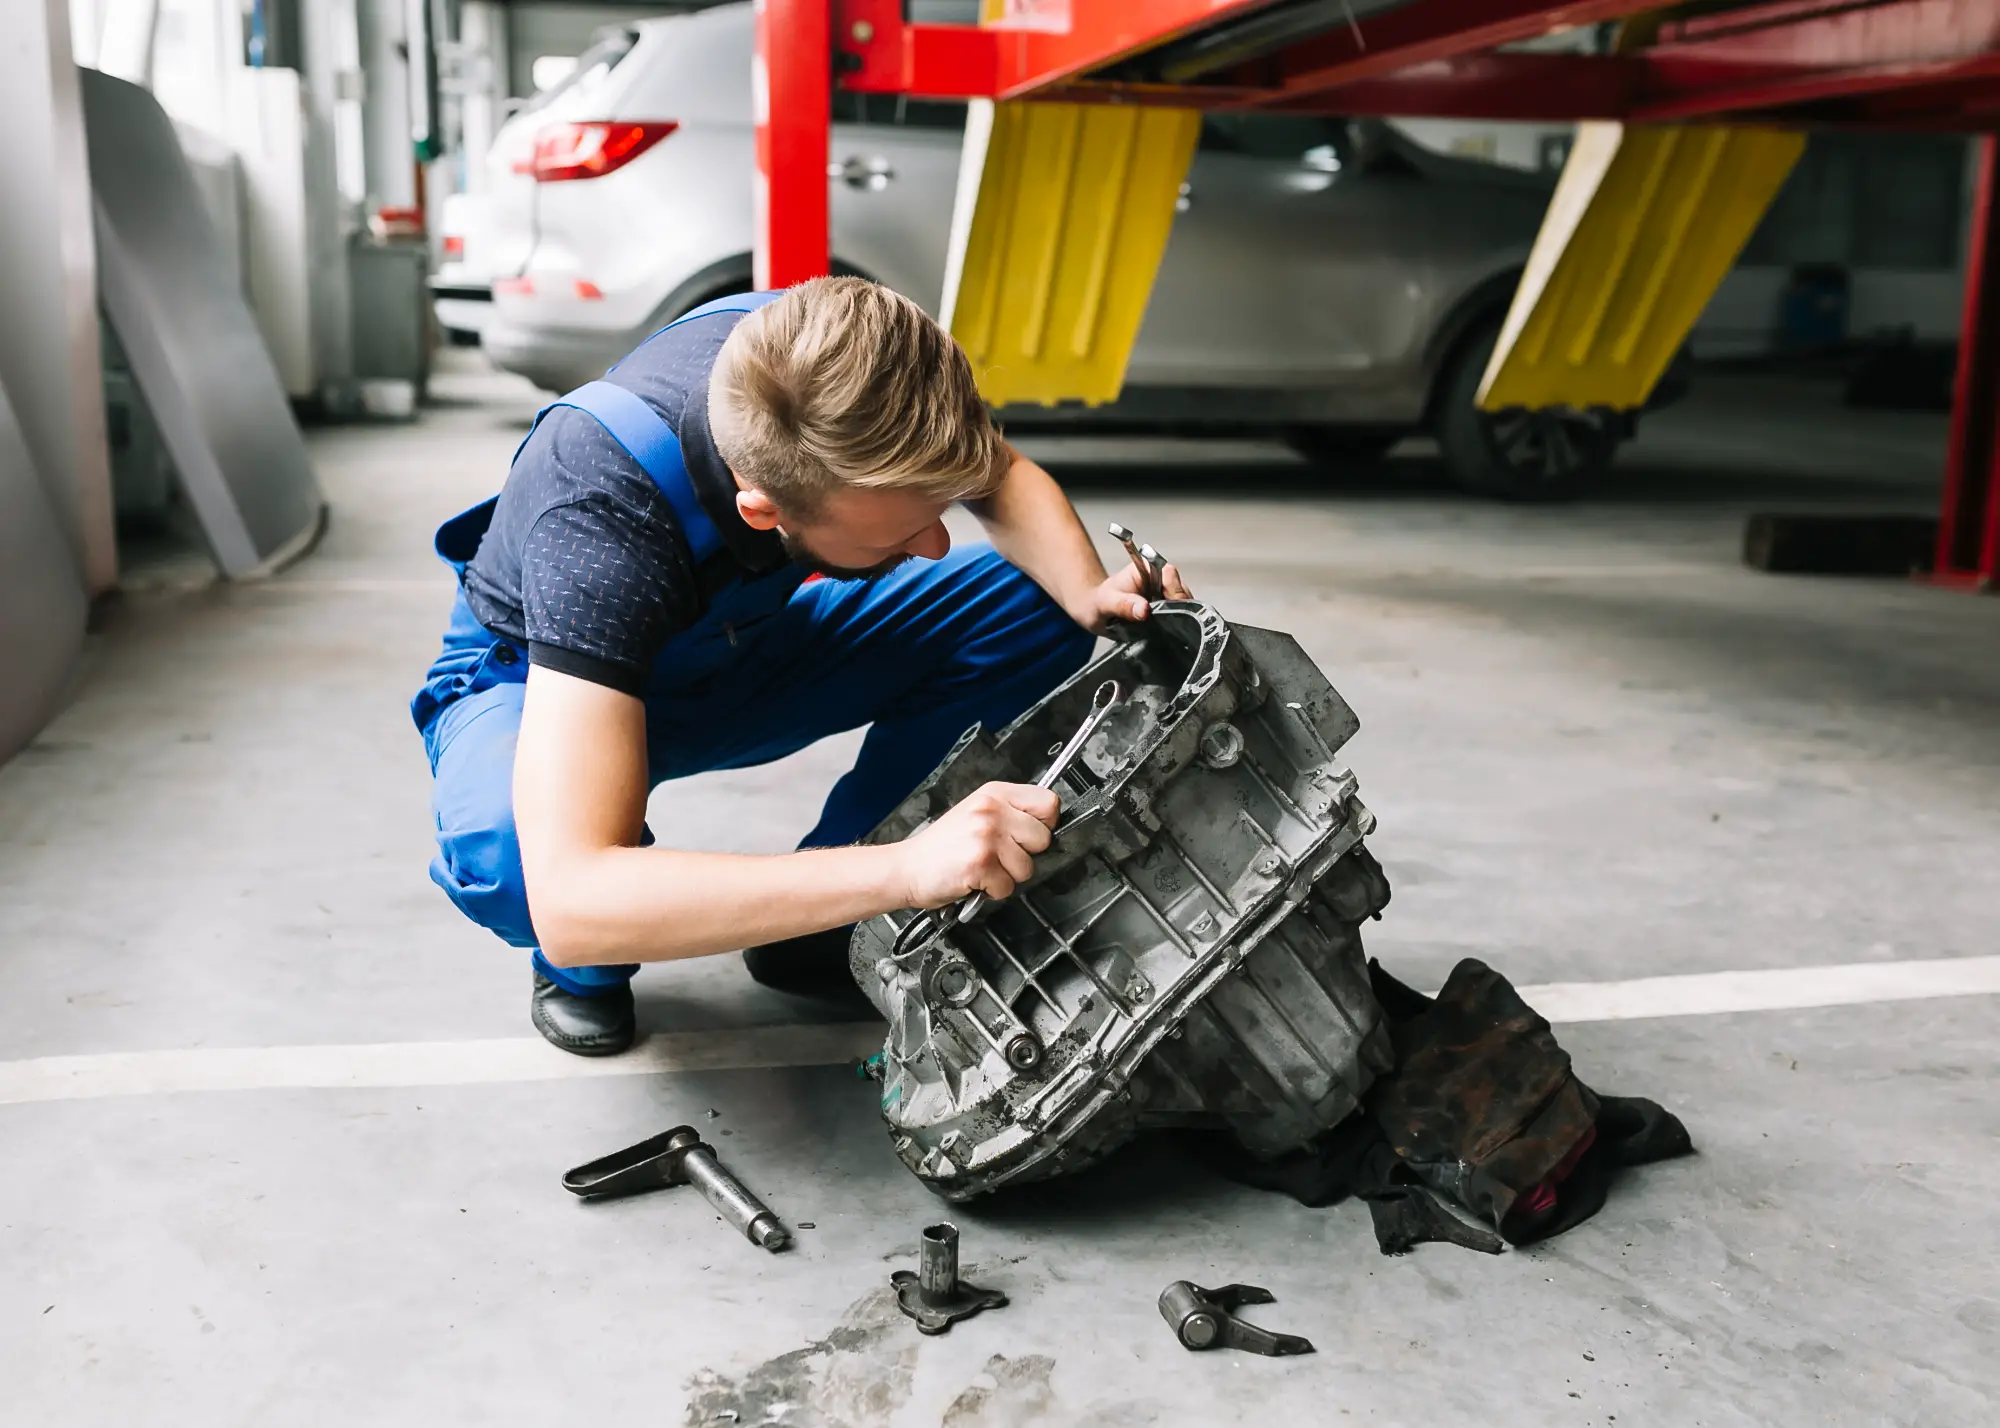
[941,100,1199,407]
[1479,121,1804,412]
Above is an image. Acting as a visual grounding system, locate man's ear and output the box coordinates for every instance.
[735,486,783,532]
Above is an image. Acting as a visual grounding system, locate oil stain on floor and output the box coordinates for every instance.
[685,1288,1079,1427]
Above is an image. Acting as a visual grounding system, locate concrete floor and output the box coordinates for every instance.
[3,355,1996,1426]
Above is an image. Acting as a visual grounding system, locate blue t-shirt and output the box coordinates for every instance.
[460,310,788,696]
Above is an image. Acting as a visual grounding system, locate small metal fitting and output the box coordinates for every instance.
[891,1223,1007,1334]
[1158,1281,1314,1356]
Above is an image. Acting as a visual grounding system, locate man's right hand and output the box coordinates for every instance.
[893,782,1060,909]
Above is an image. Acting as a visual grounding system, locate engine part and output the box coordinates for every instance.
[1158,1281,1314,1356]
[890,1222,1008,1333]
[561,1126,790,1252]
[851,598,1394,1200]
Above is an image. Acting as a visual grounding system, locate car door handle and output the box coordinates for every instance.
[833,155,895,191]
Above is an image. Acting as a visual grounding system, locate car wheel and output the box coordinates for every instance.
[1436,323,1620,501]
[1284,425,1407,467]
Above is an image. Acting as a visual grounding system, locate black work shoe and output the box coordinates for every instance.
[743,927,880,1017]
[531,971,636,1056]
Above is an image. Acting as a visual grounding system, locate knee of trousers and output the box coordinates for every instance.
[426,692,539,949]
[977,550,1098,677]
[430,813,537,949]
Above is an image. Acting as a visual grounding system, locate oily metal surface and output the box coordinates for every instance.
[852,602,1393,1200]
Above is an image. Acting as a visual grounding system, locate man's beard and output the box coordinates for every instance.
[778,529,912,583]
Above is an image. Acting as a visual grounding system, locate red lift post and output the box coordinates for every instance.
[1938,135,2000,587]
[754,0,831,289]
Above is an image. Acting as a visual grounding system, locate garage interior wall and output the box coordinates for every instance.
[0,0,116,594]
[0,0,113,762]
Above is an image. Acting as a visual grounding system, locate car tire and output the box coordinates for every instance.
[1284,425,1407,467]
[1435,322,1621,502]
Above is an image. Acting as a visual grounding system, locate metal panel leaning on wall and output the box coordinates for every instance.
[0,380,90,765]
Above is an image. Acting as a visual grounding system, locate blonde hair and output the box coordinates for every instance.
[708,276,1009,516]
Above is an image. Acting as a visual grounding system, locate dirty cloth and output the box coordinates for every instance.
[1190,958,1693,1254]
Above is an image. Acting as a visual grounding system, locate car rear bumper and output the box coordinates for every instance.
[432,287,493,337]
[482,317,636,393]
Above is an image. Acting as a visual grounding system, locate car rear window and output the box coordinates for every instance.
[518,27,639,118]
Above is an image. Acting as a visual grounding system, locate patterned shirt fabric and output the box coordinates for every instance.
[460,310,788,696]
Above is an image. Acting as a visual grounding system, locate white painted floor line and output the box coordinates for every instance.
[0,1023,887,1108]
[2,955,1995,1108]
[1522,954,2000,1024]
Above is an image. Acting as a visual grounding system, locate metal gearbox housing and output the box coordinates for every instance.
[851,601,1394,1200]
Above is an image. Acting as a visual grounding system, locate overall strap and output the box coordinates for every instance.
[541,381,722,565]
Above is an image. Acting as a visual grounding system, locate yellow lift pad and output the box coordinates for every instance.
[1480,121,1804,412]
[942,100,1198,407]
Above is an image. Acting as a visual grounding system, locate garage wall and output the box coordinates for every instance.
[0,0,111,763]
[0,382,91,766]
[1696,132,1973,355]
[0,0,116,593]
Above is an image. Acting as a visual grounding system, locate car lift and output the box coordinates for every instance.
[756,0,2000,587]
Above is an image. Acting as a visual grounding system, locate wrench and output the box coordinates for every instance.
[1107,522,1163,602]
[893,679,1123,958]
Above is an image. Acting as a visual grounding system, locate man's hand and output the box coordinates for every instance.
[893,782,1061,908]
[1075,557,1192,633]
[969,449,1193,636]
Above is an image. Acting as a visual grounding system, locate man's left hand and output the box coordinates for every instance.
[1072,558,1191,633]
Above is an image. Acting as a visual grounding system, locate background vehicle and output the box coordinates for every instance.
[429,191,494,343]
[479,3,1677,499]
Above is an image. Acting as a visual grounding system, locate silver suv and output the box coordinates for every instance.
[478,3,1668,498]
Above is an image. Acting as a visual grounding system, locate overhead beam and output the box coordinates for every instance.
[1233,0,1660,95]
[836,0,1283,98]
[836,0,2000,129]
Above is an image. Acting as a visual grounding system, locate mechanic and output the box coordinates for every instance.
[411,277,1188,1056]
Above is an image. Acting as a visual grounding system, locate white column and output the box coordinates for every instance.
[457,0,505,195]
[0,0,117,592]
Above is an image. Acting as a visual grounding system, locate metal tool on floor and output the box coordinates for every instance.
[891,1222,1007,1333]
[890,678,1124,962]
[1158,1281,1315,1356]
[562,1126,791,1252]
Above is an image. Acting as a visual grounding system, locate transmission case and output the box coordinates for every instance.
[852,601,1393,1200]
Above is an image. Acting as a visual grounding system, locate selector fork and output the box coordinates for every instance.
[1158,1281,1315,1357]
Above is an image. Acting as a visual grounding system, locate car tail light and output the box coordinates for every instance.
[531,121,678,182]
[574,280,604,300]
[442,234,465,260]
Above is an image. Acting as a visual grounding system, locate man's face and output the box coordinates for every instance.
[736,482,953,582]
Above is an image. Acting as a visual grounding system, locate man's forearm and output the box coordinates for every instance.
[531,842,907,967]
[970,448,1108,624]
[515,668,912,967]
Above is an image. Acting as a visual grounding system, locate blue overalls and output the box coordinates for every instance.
[409,293,1094,995]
